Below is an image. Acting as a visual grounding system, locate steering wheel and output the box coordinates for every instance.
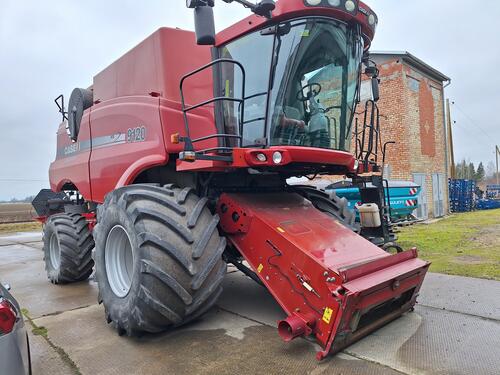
[320,105,341,114]
[296,83,322,102]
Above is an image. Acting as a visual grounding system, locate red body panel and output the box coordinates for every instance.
[49,115,93,199]
[50,28,214,201]
[89,96,167,203]
[177,146,357,172]
[93,28,213,104]
[215,0,376,48]
[217,193,429,359]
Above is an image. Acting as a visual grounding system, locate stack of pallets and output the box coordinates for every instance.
[449,179,476,212]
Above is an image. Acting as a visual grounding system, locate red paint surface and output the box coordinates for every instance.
[89,96,167,203]
[49,116,92,200]
[218,192,429,358]
[216,0,376,49]
[419,80,436,157]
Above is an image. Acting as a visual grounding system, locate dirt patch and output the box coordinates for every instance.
[474,224,500,247]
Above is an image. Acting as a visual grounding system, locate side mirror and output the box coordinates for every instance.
[188,0,216,45]
[364,64,380,102]
[371,77,380,102]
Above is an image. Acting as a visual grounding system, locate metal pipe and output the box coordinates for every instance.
[277,315,309,342]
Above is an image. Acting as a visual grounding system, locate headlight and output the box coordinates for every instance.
[305,0,322,5]
[345,0,356,12]
[368,14,376,25]
[353,159,360,171]
[328,0,341,6]
[272,152,283,164]
[256,153,267,162]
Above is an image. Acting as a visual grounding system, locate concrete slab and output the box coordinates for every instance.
[219,269,500,375]
[4,237,500,374]
[0,242,98,319]
[27,328,76,375]
[218,271,285,326]
[419,273,500,320]
[34,304,403,375]
[347,305,500,375]
[0,231,42,244]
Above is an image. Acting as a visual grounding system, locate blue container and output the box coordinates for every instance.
[476,199,500,210]
[326,180,421,222]
[449,179,475,212]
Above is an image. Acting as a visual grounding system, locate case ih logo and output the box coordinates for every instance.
[63,143,80,155]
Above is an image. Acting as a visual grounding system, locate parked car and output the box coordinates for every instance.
[0,282,31,375]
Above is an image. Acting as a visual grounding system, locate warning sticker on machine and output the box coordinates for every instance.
[257,264,264,273]
[322,307,333,324]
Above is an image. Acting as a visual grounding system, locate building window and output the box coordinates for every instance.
[407,76,420,92]
[431,86,441,102]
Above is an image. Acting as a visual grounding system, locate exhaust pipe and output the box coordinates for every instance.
[277,315,311,342]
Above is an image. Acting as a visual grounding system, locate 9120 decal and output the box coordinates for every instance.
[127,126,146,143]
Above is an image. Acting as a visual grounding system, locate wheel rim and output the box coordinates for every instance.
[49,233,61,270]
[105,225,134,298]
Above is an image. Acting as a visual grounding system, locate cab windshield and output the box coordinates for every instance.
[219,18,364,152]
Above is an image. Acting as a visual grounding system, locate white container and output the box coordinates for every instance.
[358,203,381,228]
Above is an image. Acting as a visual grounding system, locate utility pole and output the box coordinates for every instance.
[446,99,456,178]
[496,145,500,185]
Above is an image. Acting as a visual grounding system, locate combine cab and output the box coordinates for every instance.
[34,0,429,360]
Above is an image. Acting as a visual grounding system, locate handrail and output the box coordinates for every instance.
[179,58,246,150]
[197,147,234,154]
[191,134,242,144]
[184,97,243,113]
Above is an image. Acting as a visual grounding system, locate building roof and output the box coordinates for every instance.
[370,51,451,83]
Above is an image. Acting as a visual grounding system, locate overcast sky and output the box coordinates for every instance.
[1,0,499,200]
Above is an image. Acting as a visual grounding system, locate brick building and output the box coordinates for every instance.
[362,51,451,219]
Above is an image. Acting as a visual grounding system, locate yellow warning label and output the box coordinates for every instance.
[322,307,333,324]
[276,227,285,233]
[257,264,264,273]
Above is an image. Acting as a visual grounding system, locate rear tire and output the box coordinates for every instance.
[43,213,95,284]
[293,185,359,232]
[93,184,227,336]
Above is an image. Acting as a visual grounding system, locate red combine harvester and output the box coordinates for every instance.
[32,0,429,360]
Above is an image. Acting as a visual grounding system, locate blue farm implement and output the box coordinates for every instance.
[326,180,421,223]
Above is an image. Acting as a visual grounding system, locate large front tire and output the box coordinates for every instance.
[43,213,95,284]
[94,184,227,336]
[293,185,359,232]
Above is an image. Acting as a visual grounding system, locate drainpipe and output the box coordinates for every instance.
[442,79,451,213]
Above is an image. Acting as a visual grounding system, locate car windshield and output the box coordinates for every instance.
[219,18,364,151]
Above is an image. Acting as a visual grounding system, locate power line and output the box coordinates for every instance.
[451,102,494,141]
[0,179,47,182]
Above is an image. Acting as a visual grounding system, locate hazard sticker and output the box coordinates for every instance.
[257,264,264,273]
[322,307,333,324]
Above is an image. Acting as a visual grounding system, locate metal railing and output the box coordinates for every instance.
[179,58,247,159]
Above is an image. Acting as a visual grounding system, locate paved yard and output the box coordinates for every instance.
[1,232,499,375]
